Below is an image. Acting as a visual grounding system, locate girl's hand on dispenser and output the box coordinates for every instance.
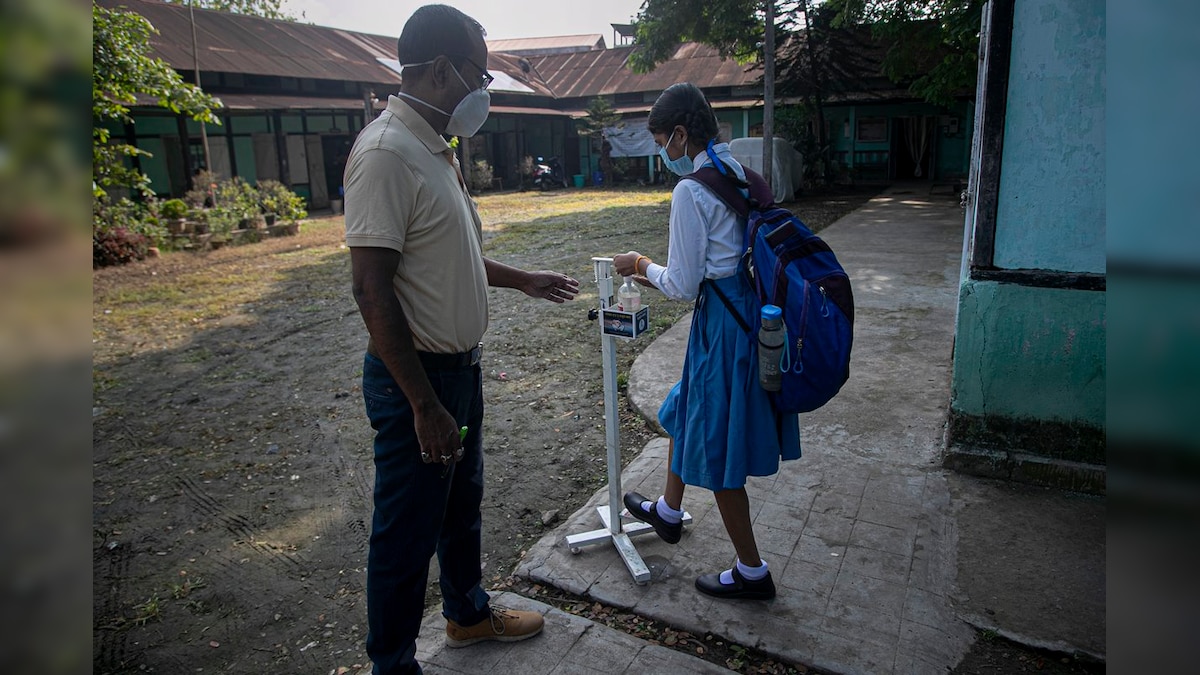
[613,251,642,277]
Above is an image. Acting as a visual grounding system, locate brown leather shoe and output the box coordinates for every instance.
[445,607,544,648]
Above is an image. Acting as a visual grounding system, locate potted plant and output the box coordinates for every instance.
[279,189,306,235]
[261,195,279,226]
[205,202,239,250]
[257,180,306,236]
[160,198,189,235]
[212,177,260,232]
[257,180,282,226]
[189,208,209,235]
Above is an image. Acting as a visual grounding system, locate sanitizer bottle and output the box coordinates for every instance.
[617,276,641,311]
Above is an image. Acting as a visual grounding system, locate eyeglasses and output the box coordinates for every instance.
[460,56,494,90]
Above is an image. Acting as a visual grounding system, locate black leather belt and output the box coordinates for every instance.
[416,343,482,370]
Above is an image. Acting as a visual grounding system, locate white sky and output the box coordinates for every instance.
[285,0,648,42]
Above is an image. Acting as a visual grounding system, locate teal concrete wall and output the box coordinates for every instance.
[951,280,1105,428]
[950,0,1107,466]
[994,0,1105,273]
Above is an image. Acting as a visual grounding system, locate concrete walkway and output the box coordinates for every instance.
[412,592,734,674]
[518,187,973,674]
[414,186,1105,674]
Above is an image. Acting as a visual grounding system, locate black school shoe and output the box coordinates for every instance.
[695,567,777,600]
[622,491,682,544]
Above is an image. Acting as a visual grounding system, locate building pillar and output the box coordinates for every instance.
[177,115,193,189]
[273,111,289,187]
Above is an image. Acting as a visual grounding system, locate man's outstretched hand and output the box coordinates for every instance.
[522,271,580,303]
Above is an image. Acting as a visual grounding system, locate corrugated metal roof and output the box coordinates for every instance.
[487,35,606,56]
[98,0,770,109]
[527,43,760,101]
[486,52,557,97]
[97,0,402,85]
[99,0,562,98]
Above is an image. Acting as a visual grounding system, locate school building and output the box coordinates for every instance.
[98,0,974,208]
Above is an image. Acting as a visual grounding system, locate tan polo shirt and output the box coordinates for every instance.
[343,96,488,353]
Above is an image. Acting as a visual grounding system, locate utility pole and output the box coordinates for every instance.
[190,1,212,178]
[763,0,776,192]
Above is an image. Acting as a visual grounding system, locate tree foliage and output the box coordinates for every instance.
[161,0,297,21]
[577,97,623,184]
[825,0,982,106]
[630,0,981,106]
[92,2,221,198]
[774,2,880,98]
[628,0,768,73]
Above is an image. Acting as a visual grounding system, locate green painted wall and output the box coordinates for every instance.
[231,115,271,134]
[824,101,973,179]
[138,137,171,195]
[951,280,1105,428]
[950,0,1107,469]
[305,114,336,132]
[134,116,179,135]
[233,136,257,184]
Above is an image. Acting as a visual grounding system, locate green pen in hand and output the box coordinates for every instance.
[442,427,469,478]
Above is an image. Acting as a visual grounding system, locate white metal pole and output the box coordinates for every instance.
[593,256,624,535]
[601,332,621,535]
[562,257,690,584]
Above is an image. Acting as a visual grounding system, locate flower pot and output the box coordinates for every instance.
[269,222,300,237]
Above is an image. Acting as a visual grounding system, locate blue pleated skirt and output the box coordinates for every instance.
[658,274,802,491]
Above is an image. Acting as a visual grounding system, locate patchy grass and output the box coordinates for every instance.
[477,187,671,236]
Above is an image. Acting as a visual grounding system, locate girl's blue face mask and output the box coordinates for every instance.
[659,131,694,176]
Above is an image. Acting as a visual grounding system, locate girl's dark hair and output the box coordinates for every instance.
[647,83,720,143]
[397,4,485,69]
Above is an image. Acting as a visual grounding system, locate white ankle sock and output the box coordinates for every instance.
[653,496,683,524]
[720,558,769,585]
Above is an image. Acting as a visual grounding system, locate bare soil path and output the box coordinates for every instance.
[92,186,879,673]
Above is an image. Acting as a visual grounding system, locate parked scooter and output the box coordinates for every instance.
[533,156,568,190]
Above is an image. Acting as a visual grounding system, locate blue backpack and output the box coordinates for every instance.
[682,165,854,414]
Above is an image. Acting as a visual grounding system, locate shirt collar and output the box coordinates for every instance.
[386,95,452,156]
[693,142,732,170]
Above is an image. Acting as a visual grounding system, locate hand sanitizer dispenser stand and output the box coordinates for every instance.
[564,257,691,584]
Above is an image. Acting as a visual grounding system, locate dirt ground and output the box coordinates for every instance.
[91,186,881,673]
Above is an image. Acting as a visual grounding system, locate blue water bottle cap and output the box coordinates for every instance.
[761,304,782,321]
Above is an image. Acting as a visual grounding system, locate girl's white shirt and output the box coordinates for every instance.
[646,143,747,301]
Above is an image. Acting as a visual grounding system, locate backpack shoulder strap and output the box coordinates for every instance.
[704,279,752,334]
[679,166,775,217]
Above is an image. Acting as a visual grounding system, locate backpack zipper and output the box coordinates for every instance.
[789,279,810,372]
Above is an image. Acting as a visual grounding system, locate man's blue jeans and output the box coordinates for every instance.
[361,353,490,675]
